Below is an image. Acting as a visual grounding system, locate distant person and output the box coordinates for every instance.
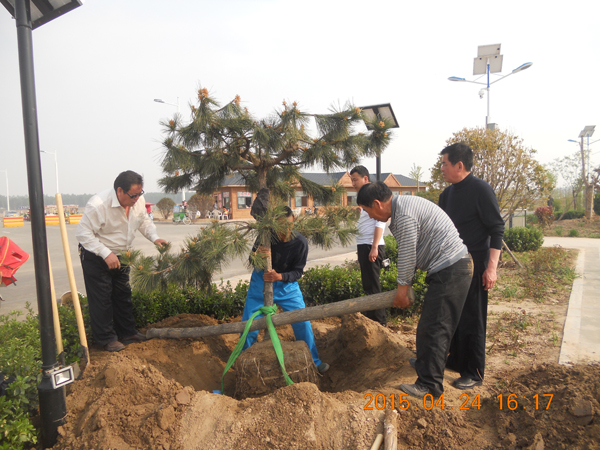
[350,165,387,326]
[213,201,219,211]
[357,182,472,399]
[439,143,504,390]
[76,171,167,352]
[241,206,329,374]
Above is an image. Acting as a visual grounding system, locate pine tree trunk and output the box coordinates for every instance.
[257,168,274,311]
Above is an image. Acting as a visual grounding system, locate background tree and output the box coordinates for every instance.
[408,163,424,193]
[156,197,176,220]
[549,151,584,217]
[187,193,213,217]
[428,127,555,218]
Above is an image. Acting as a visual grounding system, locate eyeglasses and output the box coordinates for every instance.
[125,189,144,199]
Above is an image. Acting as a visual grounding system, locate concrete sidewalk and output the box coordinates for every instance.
[543,237,600,365]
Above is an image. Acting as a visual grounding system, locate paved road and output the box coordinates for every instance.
[0,221,358,315]
[543,237,600,365]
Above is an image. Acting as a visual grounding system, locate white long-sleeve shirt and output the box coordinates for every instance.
[356,209,386,246]
[76,188,160,260]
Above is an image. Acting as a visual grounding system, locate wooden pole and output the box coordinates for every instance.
[383,410,398,450]
[502,240,524,269]
[47,252,64,364]
[56,193,89,365]
[147,290,399,339]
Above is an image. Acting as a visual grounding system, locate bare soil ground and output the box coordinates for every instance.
[53,251,600,450]
[543,216,600,238]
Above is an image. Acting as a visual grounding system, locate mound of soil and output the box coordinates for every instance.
[54,313,600,450]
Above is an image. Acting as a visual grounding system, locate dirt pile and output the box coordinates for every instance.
[53,313,600,450]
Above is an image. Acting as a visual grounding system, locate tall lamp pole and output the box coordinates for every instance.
[41,149,59,194]
[568,125,596,220]
[0,170,8,210]
[154,97,186,201]
[448,44,532,130]
[0,0,83,447]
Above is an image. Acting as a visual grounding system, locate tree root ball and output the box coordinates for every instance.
[233,340,319,399]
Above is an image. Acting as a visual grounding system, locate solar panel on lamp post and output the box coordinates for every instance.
[358,103,399,182]
[448,44,532,130]
[0,0,83,447]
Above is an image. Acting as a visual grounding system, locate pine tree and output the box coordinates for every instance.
[127,88,394,301]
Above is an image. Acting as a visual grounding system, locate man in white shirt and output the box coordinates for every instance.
[350,166,387,326]
[76,171,166,352]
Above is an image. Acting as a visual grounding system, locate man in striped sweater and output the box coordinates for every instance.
[357,182,473,399]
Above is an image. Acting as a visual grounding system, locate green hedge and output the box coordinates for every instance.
[555,209,585,220]
[504,226,544,252]
[132,281,249,326]
[299,260,427,318]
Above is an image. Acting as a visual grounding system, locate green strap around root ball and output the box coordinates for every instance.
[221,305,294,395]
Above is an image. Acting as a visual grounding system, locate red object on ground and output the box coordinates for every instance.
[145,202,154,214]
[0,236,30,286]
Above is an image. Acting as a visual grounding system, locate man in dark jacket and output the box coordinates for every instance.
[439,143,505,390]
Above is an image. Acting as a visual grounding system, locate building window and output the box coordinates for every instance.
[294,191,308,207]
[347,191,357,206]
[237,191,253,209]
[402,191,412,195]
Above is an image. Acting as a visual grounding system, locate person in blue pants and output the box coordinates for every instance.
[241,206,329,374]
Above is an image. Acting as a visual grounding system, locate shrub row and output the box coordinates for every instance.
[504,226,544,252]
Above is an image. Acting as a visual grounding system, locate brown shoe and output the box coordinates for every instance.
[104,341,125,352]
[121,332,147,345]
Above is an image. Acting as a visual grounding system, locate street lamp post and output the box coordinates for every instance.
[358,103,399,181]
[0,170,8,210]
[41,150,59,194]
[449,44,532,130]
[154,97,186,202]
[1,0,83,446]
[568,125,596,220]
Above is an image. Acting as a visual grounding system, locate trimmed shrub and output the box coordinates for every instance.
[556,210,585,220]
[131,281,249,326]
[300,260,427,318]
[504,226,544,252]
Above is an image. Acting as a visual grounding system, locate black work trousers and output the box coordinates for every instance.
[414,255,473,397]
[446,257,489,381]
[79,246,137,346]
[357,244,387,326]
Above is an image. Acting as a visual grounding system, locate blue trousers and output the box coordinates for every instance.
[241,270,322,366]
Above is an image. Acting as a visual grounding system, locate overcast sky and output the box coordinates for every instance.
[1,0,599,198]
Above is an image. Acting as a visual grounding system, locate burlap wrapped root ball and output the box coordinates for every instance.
[234,340,320,399]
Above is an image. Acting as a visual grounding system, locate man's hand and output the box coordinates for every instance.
[393,284,414,309]
[154,239,167,247]
[104,252,120,270]
[263,269,282,282]
[483,248,501,291]
[482,266,497,291]
[368,247,378,263]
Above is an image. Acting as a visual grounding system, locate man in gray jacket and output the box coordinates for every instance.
[357,182,473,399]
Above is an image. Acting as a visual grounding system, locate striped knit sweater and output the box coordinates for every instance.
[390,195,467,285]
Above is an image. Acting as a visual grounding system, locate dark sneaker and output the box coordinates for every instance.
[399,383,431,399]
[121,332,147,345]
[452,377,483,390]
[317,362,330,374]
[104,341,125,352]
